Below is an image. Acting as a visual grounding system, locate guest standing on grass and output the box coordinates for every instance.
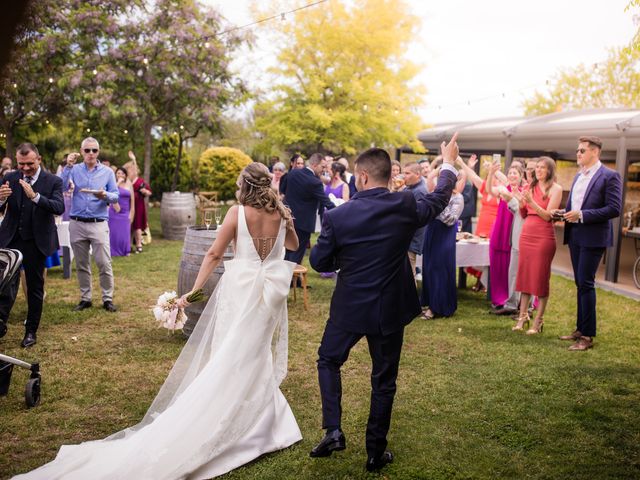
[108,167,134,257]
[421,170,466,319]
[281,153,334,269]
[456,154,501,291]
[512,156,562,335]
[487,163,524,311]
[124,151,152,254]
[0,143,64,348]
[403,162,428,281]
[556,136,622,351]
[61,137,119,313]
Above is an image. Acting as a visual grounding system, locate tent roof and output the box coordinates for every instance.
[417,108,640,159]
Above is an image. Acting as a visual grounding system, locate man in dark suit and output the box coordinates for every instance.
[282,152,334,267]
[556,136,622,351]
[308,134,459,471]
[0,143,64,347]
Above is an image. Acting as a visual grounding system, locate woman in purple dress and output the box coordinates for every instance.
[108,167,135,257]
[320,162,349,278]
[487,163,524,308]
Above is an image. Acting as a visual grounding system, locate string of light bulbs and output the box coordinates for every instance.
[6,0,329,89]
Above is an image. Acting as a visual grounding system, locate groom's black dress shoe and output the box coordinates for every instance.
[73,300,92,311]
[365,451,393,472]
[309,429,346,457]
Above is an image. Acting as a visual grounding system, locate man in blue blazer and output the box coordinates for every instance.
[0,143,64,347]
[308,135,459,471]
[282,153,335,267]
[557,136,622,351]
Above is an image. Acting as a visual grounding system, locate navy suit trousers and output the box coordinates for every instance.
[285,228,311,267]
[0,238,46,333]
[317,320,404,457]
[568,243,604,337]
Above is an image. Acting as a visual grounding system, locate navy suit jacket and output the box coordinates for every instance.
[563,165,622,248]
[310,169,457,335]
[283,167,334,233]
[0,170,64,256]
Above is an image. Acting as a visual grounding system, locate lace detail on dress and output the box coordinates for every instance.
[252,237,278,261]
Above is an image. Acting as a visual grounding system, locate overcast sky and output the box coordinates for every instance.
[207,0,637,125]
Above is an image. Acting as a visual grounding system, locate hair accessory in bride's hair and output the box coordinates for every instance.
[244,177,268,188]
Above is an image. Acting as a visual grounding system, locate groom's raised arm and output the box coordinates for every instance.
[310,214,338,273]
[415,133,459,226]
[415,168,457,226]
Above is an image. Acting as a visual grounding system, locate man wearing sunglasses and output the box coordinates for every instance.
[555,136,622,351]
[61,137,119,312]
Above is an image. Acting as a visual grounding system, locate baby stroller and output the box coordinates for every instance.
[0,248,41,408]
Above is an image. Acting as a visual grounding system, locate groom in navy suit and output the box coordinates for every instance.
[282,153,335,267]
[557,136,622,351]
[309,134,459,471]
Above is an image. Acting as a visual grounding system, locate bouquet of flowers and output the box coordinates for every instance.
[152,289,206,332]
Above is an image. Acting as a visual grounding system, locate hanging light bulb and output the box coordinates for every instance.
[204,41,210,48]
[48,77,54,83]
[92,69,98,76]
[124,129,128,134]
[45,120,50,124]
[143,57,149,66]
[86,128,91,133]
[179,125,185,130]
[363,104,368,111]
[281,12,286,21]
[12,83,17,88]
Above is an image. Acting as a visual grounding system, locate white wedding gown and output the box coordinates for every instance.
[14,206,302,480]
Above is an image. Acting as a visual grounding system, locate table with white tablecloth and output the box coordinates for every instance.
[416,240,490,268]
[455,240,490,267]
[417,240,490,288]
[56,221,74,279]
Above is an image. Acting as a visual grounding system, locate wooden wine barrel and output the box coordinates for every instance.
[160,192,196,240]
[178,226,234,337]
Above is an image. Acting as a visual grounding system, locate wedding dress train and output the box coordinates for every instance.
[14,206,302,479]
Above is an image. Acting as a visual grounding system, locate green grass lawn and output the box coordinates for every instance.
[1,207,639,479]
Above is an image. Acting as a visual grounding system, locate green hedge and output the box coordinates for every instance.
[198,146,252,200]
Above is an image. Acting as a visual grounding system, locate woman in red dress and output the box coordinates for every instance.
[124,151,152,253]
[513,156,562,334]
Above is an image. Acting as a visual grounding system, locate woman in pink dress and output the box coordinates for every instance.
[124,151,152,253]
[487,164,524,308]
[513,157,562,334]
[456,155,501,291]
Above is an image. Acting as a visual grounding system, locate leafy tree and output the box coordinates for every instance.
[0,1,140,156]
[151,134,192,197]
[523,3,640,115]
[254,0,425,156]
[74,0,248,187]
[198,147,252,200]
[522,46,640,115]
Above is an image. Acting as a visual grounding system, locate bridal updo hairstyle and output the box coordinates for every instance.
[238,162,294,230]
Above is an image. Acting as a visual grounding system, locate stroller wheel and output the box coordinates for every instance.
[25,377,41,408]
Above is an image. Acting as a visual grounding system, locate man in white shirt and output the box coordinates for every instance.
[555,136,622,351]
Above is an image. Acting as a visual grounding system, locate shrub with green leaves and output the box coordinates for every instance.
[198,147,252,200]
[150,134,192,197]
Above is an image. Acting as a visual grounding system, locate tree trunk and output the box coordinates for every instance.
[5,128,14,158]
[170,132,183,192]
[143,117,152,185]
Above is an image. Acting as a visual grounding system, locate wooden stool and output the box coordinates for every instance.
[291,264,309,310]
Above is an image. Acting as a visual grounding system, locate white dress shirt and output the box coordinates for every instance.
[571,161,601,219]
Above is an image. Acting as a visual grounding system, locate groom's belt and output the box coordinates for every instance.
[70,216,105,223]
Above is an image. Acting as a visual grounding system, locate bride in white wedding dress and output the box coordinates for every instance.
[14,163,302,480]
